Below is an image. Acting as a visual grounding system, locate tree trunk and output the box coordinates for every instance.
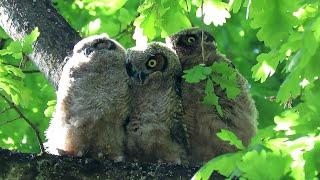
[0,0,81,89]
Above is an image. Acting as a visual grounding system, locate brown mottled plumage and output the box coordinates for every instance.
[45,35,129,161]
[125,42,188,164]
[167,28,258,164]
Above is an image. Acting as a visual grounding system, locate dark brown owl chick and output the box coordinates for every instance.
[45,34,129,161]
[167,28,258,165]
[125,42,188,164]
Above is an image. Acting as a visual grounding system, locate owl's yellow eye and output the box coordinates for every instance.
[187,36,196,43]
[147,59,157,68]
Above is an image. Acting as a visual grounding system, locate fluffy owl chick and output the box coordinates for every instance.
[45,34,129,161]
[167,28,258,164]
[125,42,188,164]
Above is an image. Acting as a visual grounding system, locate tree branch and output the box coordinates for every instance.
[0,0,81,89]
[0,148,213,179]
[0,93,45,154]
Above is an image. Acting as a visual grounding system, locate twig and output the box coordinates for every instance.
[201,0,205,63]
[22,70,40,73]
[0,93,46,154]
[111,22,134,40]
[112,12,139,40]
[246,0,252,20]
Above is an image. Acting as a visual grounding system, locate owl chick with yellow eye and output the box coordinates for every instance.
[125,42,188,164]
[45,35,129,161]
[167,28,258,164]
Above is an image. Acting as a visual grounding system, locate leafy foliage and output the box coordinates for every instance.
[183,62,241,116]
[0,0,320,179]
[0,28,55,152]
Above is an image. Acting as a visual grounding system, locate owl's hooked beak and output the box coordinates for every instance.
[125,62,147,84]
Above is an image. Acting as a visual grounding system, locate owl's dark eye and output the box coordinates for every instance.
[147,59,157,68]
[146,54,167,71]
[187,36,196,44]
[84,47,94,56]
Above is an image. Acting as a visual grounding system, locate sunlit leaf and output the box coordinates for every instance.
[182,65,212,83]
[217,129,245,150]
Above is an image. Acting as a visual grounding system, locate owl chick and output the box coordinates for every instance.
[125,42,188,164]
[45,34,129,161]
[167,28,258,164]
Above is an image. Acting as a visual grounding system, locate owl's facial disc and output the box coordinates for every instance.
[125,53,168,85]
[125,61,147,84]
[145,53,167,71]
[169,29,216,69]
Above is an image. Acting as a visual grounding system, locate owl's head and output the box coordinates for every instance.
[166,28,216,69]
[71,34,126,65]
[125,42,181,85]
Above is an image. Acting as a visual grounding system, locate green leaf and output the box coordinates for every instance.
[5,66,25,79]
[140,13,157,40]
[303,141,320,180]
[273,110,299,134]
[5,41,22,54]
[237,150,292,179]
[211,62,241,99]
[22,27,40,54]
[161,11,191,37]
[182,65,212,83]
[44,100,56,118]
[230,0,243,13]
[251,50,284,82]
[203,79,223,116]
[0,27,9,39]
[217,129,245,150]
[193,152,243,179]
[249,0,299,49]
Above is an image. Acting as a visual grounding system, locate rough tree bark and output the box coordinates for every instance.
[0,0,223,179]
[0,148,209,179]
[0,0,81,89]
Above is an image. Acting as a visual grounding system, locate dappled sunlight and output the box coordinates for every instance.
[261,61,275,77]
[293,8,305,19]
[21,135,27,144]
[196,1,230,26]
[85,18,102,35]
[2,137,14,145]
[299,78,310,88]
[274,110,299,135]
[239,30,245,37]
[133,26,148,49]
[253,60,276,82]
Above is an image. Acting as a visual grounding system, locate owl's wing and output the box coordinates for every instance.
[170,116,189,154]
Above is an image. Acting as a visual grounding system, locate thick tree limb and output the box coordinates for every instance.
[0,148,221,179]
[0,0,81,89]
